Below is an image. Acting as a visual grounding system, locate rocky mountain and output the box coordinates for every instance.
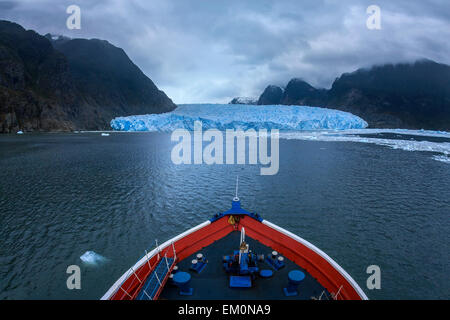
[326,60,450,129]
[257,85,283,105]
[0,20,176,133]
[281,79,327,106]
[229,97,257,105]
[256,60,450,130]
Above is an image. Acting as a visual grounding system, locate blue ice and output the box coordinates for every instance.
[110,104,368,132]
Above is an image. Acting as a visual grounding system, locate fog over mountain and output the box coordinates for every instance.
[252,60,450,130]
[1,0,449,103]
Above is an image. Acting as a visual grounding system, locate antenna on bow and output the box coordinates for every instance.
[233,176,239,201]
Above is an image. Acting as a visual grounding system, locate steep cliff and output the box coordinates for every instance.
[0,20,176,133]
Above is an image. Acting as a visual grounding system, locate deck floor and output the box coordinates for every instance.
[159,231,331,300]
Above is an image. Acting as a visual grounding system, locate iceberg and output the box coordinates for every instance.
[433,155,450,164]
[80,251,107,266]
[110,104,368,132]
[280,129,450,164]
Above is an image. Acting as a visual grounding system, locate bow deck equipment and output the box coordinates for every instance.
[102,180,368,300]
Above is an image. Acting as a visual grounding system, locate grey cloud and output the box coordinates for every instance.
[1,0,449,103]
[0,1,17,10]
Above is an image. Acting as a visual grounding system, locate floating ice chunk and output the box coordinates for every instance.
[17,131,23,134]
[315,128,450,139]
[110,104,368,132]
[101,133,110,136]
[80,251,107,265]
[280,130,450,164]
[432,155,450,164]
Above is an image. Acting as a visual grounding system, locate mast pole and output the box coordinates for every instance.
[234,176,239,201]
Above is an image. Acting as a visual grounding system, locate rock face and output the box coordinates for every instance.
[229,97,257,105]
[281,79,327,106]
[0,20,176,133]
[257,85,283,105]
[256,60,450,130]
[327,60,450,129]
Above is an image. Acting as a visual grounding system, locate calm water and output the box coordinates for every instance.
[0,132,449,300]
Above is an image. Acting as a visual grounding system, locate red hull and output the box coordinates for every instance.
[102,214,367,300]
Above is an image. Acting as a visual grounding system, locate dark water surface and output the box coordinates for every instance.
[0,132,449,299]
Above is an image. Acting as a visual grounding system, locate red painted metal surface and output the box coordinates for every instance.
[110,216,233,300]
[109,215,363,300]
[238,216,363,300]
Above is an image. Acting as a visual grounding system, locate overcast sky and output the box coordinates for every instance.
[1,0,449,103]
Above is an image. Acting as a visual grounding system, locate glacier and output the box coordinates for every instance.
[110,104,368,132]
[109,104,450,165]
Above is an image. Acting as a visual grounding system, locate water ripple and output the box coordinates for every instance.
[0,133,448,299]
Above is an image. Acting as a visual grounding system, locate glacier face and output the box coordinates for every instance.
[110,104,368,132]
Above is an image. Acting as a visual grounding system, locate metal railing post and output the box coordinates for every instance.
[130,267,142,284]
[172,242,177,260]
